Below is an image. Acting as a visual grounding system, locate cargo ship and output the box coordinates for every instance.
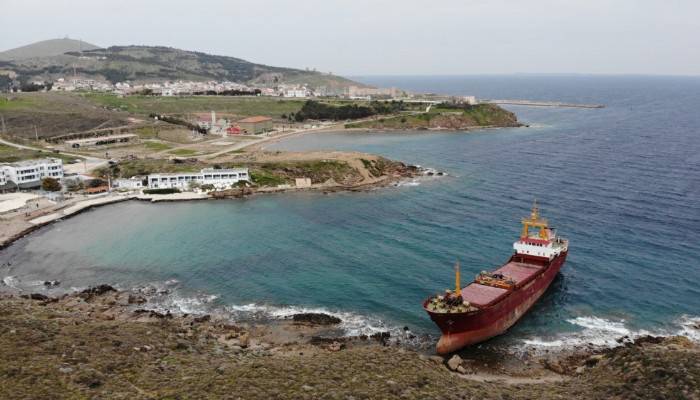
[424,203,568,354]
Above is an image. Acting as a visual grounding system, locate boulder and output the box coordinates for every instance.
[80,284,116,298]
[447,354,462,371]
[194,314,211,323]
[127,294,147,304]
[43,280,60,288]
[291,313,341,325]
[328,341,344,352]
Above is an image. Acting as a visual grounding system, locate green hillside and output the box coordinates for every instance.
[0,43,364,89]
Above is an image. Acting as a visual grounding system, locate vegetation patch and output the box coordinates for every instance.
[142,141,171,151]
[346,103,519,130]
[293,100,406,122]
[94,158,206,179]
[168,148,198,156]
[0,144,82,163]
[251,160,359,186]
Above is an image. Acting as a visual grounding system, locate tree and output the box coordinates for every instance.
[41,177,61,192]
[86,178,106,188]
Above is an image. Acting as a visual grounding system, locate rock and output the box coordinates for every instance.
[133,309,172,319]
[291,313,341,325]
[59,366,73,374]
[456,366,468,374]
[238,333,250,348]
[370,331,391,344]
[29,293,49,301]
[585,354,605,366]
[43,280,60,288]
[328,341,344,352]
[173,340,189,350]
[575,366,586,374]
[194,314,211,323]
[81,284,116,297]
[428,355,444,365]
[127,294,147,304]
[543,359,565,374]
[447,354,462,371]
[302,385,313,391]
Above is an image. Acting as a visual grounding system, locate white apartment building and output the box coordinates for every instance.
[148,168,249,190]
[284,88,308,98]
[113,177,144,190]
[0,158,64,188]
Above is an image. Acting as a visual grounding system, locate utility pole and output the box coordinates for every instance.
[0,114,5,134]
[34,125,39,141]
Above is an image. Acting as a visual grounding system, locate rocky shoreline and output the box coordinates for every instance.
[1,286,698,399]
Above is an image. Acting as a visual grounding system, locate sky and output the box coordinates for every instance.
[1,0,699,76]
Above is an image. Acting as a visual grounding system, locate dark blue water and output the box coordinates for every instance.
[2,75,699,349]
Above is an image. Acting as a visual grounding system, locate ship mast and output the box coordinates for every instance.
[454,261,461,296]
[520,200,549,239]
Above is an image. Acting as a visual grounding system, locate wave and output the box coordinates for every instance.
[133,284,424,345]
[226,303,397,337]
[2,276,20,289]
[518,315,700,351]
[395,180,421,187]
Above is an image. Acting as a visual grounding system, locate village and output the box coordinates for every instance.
[21,77,406,101]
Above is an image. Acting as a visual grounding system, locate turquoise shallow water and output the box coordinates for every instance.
[2,76,699,349]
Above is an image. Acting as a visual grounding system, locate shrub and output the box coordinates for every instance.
[41,177,61,192]
[143,188,181,194]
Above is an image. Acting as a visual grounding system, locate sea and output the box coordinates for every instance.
[2,75,699,352]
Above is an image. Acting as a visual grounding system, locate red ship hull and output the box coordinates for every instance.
[424,252,567,354]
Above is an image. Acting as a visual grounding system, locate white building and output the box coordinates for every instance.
[0,158,64,189]
[284,88,308,98]
[113,177,144,190]
[148,168,249,190]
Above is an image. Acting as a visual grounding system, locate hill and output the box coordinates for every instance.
[0,42,364,90]
[0,38,100,61]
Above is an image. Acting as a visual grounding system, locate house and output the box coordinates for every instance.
[85,185,109,194]
[295,178,312,188]
[0,158,64,189]
[284,88,307,98]
[237,116,273,134]
[195,111,230,136]
[113,176,144,190]
[148,168,249,190]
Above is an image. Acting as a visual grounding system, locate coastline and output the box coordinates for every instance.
[0,165,427,251]
[1,286,697,399]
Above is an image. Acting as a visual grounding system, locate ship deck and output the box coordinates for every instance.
[461,261,547,307]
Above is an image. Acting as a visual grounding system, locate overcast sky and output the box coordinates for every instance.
[2,0,699,76]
